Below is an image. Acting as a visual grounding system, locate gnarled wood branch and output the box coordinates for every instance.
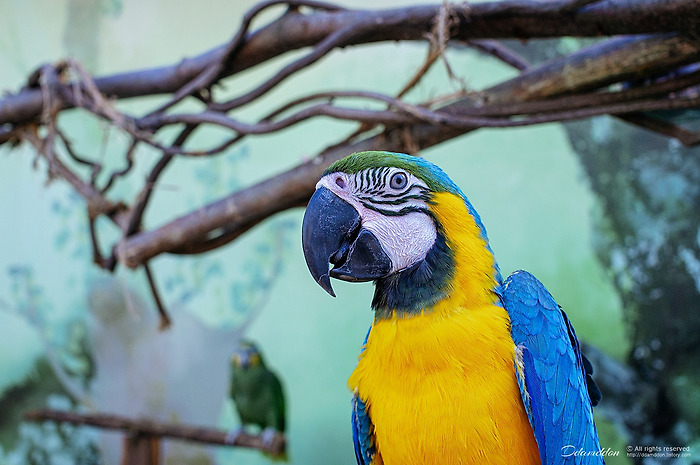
[1,0,699,125]
[116,32,700,267]
[3,0,700,316]
[24,409,285,455]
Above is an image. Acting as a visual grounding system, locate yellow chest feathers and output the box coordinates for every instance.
[348,304,541,465]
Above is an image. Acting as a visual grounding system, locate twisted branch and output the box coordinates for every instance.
[2,0,700,320]
[117,31,700,267]
[2,0,699,125]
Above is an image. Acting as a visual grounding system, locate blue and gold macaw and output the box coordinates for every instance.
[301,151,603,465]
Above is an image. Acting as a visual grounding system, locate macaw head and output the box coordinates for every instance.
[231,340,265,370]
[302,151,501,317]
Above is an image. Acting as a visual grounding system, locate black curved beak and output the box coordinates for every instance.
[302,186,392,296]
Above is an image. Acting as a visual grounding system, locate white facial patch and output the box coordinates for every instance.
[317,170,438,273]
[362,210,437,272]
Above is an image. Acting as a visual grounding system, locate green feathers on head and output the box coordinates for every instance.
[325,151,461,196]
[324,151,498,282]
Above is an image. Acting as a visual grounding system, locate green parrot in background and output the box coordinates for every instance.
[227,340,287,459]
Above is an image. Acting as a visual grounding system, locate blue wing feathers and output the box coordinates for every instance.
[529,312,545,334]
[351,273,603,465]
[501,270,604,465]
[352,398,363,465]
[352,395,374,465]
[352,327,375,465]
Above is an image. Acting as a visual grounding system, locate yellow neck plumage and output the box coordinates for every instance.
[348,191,540,465]
[427,191,500,311]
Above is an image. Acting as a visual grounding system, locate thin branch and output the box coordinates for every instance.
[57,59,132,131]
[88,215,117,271]
[36,60,176,160]
[561,0,606,13]
[137,91,700,135]
[4,0,699,126]
[145,1,346,116]
[24,409,285,454]
[210,22,368,112]
[143,263,171,330]
[169,134,246,159]
[467,39,530,71]
[140,104,410,133]
[619,113,700,146]
[116,32,700,268]
[124,124,198,237]
[19,127,127,220]
[396,46,442,99]
[429,1,469,90]
[211,0,348,85]
[55,128,102,186]
[100,140,138,193]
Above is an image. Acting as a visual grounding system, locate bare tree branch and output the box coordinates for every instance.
[5,2,699,457]
[560,0,607,13]
[138,92,700,134]
[147,0,348,116]
[467,40,530,71]
[18,126,128,223]
[619,113,700,146]
[4,0,700,325]
[1,0,699,126]
[124,124,198,238]
[143,263,172,330]
[115,31,700,267]
[24,409,285,455]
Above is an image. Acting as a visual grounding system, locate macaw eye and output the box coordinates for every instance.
[232,354,241,367]
[249,354,261,366]
[389,172,408,190]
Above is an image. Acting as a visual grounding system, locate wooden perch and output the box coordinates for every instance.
[23,408,285,455]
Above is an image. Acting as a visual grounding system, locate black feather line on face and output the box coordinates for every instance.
[378,184,429,199]
[359,203,429,217]
[372,228,454,317]
[358,194,430,206]
[371,167,380,186]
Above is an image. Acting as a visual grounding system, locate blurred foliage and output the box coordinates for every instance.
[4,396,101,465]
[565,117,700,441]
[0,359,66,451]
[0,129,293,464]
[506,36,700,460]
[0,267,98,464]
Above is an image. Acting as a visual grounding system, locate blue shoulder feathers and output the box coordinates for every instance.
[500,270,604,465]
[351,271,603,465]
[352,327,376,465]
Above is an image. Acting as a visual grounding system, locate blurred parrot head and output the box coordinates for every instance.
[231,340,265,370]
[302,151,501,315]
